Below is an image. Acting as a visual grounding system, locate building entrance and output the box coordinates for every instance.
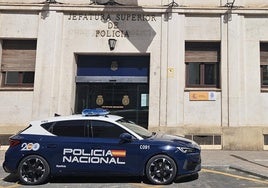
[75,83,148,127]
[75,55,149,128]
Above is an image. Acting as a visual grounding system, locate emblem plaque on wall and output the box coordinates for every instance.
[122,95,130,106]
[96,95,104,106]
[111,61,118,71]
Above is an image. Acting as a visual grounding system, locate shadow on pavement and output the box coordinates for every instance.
[2,173,199,185]
[175,173,199,183]
[50,176,143,184]
[230,154,268,168]
[3,173,19,183]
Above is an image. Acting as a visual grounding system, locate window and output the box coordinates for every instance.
[260,43,268,88]
[91,120,126,138]
[264,134,268,145]
[41,120,87,137]
[1,40,36,87]
[185,42,220,88]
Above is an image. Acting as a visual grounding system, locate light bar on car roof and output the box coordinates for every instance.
[82,108,109,116]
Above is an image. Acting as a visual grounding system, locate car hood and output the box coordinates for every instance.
[150,133,201,149]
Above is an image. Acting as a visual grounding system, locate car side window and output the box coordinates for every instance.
[41,120,87,137]
[90,120,126,138]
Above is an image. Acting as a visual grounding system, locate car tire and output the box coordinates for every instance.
[18,155,50,185]
[145,154,177,185]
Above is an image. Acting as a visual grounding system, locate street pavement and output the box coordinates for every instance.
[0,147,268,180]
[202,150,268,179]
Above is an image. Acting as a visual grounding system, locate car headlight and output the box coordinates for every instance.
[177,147,196,153]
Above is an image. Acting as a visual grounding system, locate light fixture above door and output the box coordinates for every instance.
[108,39,117,51]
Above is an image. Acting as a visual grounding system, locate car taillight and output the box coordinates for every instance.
[9,139,20,147]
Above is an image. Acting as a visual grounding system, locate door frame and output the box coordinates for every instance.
[74,54,150,128]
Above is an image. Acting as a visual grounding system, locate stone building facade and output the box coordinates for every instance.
[1,0,268,150]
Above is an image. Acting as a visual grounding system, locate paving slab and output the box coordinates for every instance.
[202,150,268,179]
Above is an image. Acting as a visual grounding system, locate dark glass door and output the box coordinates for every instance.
[75,83,149,128]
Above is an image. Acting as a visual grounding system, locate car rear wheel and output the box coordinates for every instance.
[18,155,50,185]
[145,154,177,185]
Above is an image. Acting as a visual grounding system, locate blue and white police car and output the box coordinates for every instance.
[3,109,201,185]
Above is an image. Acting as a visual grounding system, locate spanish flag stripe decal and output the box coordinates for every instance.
[111,150,126,157]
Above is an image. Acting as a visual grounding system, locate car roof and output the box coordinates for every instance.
[30,114,123,125]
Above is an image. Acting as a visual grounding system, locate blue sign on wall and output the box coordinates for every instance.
[77,55,149,77]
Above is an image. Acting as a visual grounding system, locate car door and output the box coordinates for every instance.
[87,120,145,176]
[42,119,94,175]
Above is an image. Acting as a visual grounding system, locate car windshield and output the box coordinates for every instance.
[116,118,153,139]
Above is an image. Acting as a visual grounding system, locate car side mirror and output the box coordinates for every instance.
[120,133,133,142]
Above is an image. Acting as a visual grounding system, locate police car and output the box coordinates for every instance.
[3,109,201,185]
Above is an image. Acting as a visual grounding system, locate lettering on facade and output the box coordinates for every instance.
[67,13,157,38]
[67,13,157,22]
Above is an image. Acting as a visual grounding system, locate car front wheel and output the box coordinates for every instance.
[18,155,50,185]
[145,154,177,185]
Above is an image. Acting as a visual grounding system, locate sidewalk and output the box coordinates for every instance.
[201,150,268,179]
